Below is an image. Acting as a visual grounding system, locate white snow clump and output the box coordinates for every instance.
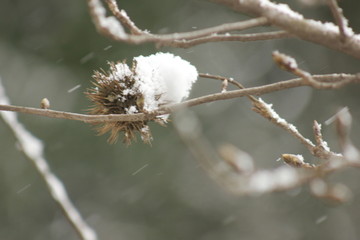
[133,52,198,112]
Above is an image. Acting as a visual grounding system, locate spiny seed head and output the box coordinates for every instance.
[86,52,198,145]
[86,61,158,145]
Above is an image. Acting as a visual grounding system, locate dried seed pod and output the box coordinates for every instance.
[86,61,152,145]
[282,154,315,169]
[40,98,50,109]
[86,53,198,145]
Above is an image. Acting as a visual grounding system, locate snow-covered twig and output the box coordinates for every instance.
[326,0,349,41]
[201,73,317,155]
[87,0,292,48]
[83,0,360,201]
[312,120,336,159]
[88,0,360,57]
[272,51,358,89]
[174,98,358,202]
[104,0,142,35]
[201,72,346,161]
[214,0,360,59]
[164,31,292,48]
[0,73,358,124]
[252,98,316,152]
[174,108,353,201]
[0,78,97,240]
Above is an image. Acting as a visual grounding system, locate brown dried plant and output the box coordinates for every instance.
[86,61,153,145]
[1,1,360,239]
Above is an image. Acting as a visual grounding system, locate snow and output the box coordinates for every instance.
[67,84,81,93]
[119,9,129,19]
[309,19,354,36]
[16,184,32,194]
[324,107,349,125]
[257,98,314,146]
[276,3,304,20]
[320,140,331,152]
[315,215,328,224]
[248,170,274,193]
[111,62,133,81]
[80,52,95,64]
[230,148,254,173]
[247,166,298,194]
[103,45,112,51]
[122,88,135,96]
[134,52,198,112]
[344,145,360,163]
[294,154,305,163]
[260,0,354,37]
[125,106,138,114]
[259,0,304,20]
[101,16,125,37]
[258,98,287,125]
[285,56,298,70]
[132,163,149,176]
[310,179,327,195]
[89,0,125,39]
[274,167,298,187]
[316,124,331,152]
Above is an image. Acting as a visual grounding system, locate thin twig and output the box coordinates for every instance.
[252,98,316,152]
[174,108,340,197]
[272,51,359,89]
[0,78,97,240]
[327,0,348,41]
[173,31,292,48]
[200,74,315,151]
[175,108,353,197]
[201,71,347,160]
[214,0,360,59]
[312,120,334,159]
[222,72,320,161]
[87,0,271,46]
[0,73,358,123]
[105,0,143,35]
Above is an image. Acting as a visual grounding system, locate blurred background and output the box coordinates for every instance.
[0,0,360,239]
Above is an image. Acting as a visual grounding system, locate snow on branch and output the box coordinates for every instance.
[272,51,358,89]
[326,0,349,41]
[87,0,291,48]
[0,72,358,121]
[175,75,360,202]
[213,0,360,59]
[87,0,360,58]
[86,52,198,144]
[0,67,359,145]
[1,0,360,202]
[0,77,97,240]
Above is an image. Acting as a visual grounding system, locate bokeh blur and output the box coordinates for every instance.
[1,0,360,239]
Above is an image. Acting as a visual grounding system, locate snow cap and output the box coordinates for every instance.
[134,52,198,111]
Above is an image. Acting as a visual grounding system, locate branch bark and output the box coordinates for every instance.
[0,73,358,123]
[87,0,293,48]
[213,0,360,59]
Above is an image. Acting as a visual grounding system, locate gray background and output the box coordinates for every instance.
[0,0,360,239]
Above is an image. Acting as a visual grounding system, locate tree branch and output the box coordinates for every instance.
[327,0,349,41]
[174,83,359,201]
[213,0,360,59]
[87,0,293,48]
[0,73,358,123]
[0,78,97,240]
[170,31,292,48]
